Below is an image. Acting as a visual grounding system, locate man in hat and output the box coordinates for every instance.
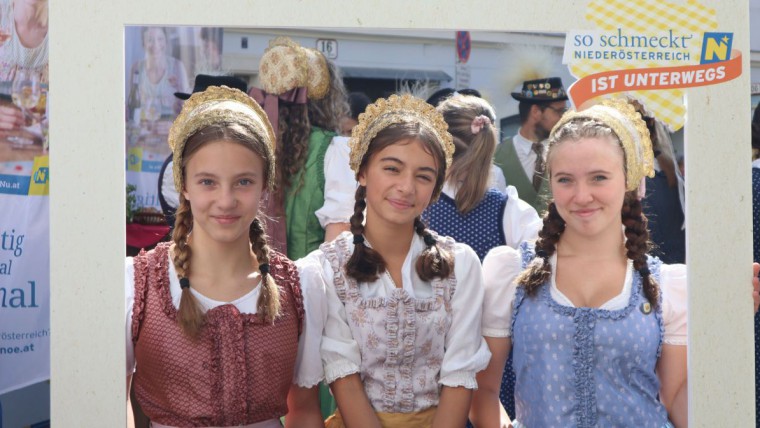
[493,77,568,214]
[157,74,249,228]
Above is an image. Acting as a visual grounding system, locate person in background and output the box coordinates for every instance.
[636,103,686,264]
[424,93,540,259]
[752,104,760,426]
[493,77,568,215]
[127,27,189,125]
[0,0,48,131]
[251,36,352,259]
[339,91,371,136]
[421,94,540,428]
[425,87,507,193]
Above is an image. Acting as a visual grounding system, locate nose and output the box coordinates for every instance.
[217,187,237,209]
[574,182,594,204]
[396,172,415,195]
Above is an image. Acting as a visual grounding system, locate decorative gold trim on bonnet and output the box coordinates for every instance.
[348,93,454,174]
[167,85,277,193]
[550,97,654,191]
[303,47,330,100]
[259,36,309,96]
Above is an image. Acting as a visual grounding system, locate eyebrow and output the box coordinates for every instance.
[553,169,613,176]
[379,156,438,174]
[191,171,260,179]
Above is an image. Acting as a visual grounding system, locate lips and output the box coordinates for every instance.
[212,215,241,225]
[573,208,599,218]
[387,198,413,210]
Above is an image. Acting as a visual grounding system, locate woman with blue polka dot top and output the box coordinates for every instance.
[422,94,540,427]
[478,98,760,428]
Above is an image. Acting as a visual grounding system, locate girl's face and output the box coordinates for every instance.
[358,138,439,230]
[549,136,626,239]
[143,28,167,57]
[182,140,265,247]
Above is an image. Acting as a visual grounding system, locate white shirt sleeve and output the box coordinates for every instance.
[160,160,179,209]
[315,136,357,228]
[481,245,523,338]
[320,254,363,384]
[502,185,541,248]
[439,243,493,389]
[660,263,687,345]
[293,252,330,387]
[489,164,507,193]
[126,257,136,375]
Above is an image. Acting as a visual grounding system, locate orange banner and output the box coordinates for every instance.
[568,50,742,107]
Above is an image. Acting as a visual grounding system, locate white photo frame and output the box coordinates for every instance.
[49,1,754,425]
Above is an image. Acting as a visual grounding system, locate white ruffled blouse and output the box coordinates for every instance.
[295,232,491,411]
[481,245,687,345]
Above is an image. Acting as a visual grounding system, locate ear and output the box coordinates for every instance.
[182,189,190,201]
[530,104,543,120]
[357,170,367,187]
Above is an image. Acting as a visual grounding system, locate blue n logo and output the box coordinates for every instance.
[700,32,733,64]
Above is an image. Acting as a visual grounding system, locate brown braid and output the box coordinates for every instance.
[413,217,454,281]
[516,202,566,296]
[250,217,282,322]
[345,185,386,282]
[621,192,660,308]
[277,104,311,191]
[172,195,205,339]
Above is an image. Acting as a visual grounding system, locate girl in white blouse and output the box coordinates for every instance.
[296,94,490,427]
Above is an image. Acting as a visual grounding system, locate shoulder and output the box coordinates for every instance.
[484,187,508,201]
[269,250,300,285]
[450,239,480,264]
[311,126,337,143]
[483,245,522,275]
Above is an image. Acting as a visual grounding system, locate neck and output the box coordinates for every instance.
[13,0,45,26]
[362,214,415,261]
[518,126,540,144]
[146,55,166,68]
[557,225,626,261]
[186,232,257,282]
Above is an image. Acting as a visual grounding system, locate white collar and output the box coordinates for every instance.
[513,129,539,156]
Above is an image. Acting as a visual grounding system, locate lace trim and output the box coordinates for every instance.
[399,289,417,412]
[322,233,446,311]
[439,370,479,389]
[647,255,665,358]
[293,373,324,389]
[273,251,306,335]
[130,248,151,344]
[571,308,597,427]
[323,360,361,384]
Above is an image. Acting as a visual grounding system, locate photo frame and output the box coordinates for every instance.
[49,0,755,425]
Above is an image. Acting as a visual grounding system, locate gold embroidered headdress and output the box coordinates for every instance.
[550,97,654,191]
[348,93,454,174]
[167,85,277,193]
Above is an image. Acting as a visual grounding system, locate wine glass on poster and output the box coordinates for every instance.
[8,68,42,147]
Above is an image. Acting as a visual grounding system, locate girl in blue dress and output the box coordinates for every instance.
[479,98,759,428]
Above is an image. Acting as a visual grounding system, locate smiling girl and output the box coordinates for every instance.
[295,94,490,427]
[125,86,316,428]
[480,98,689,428]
